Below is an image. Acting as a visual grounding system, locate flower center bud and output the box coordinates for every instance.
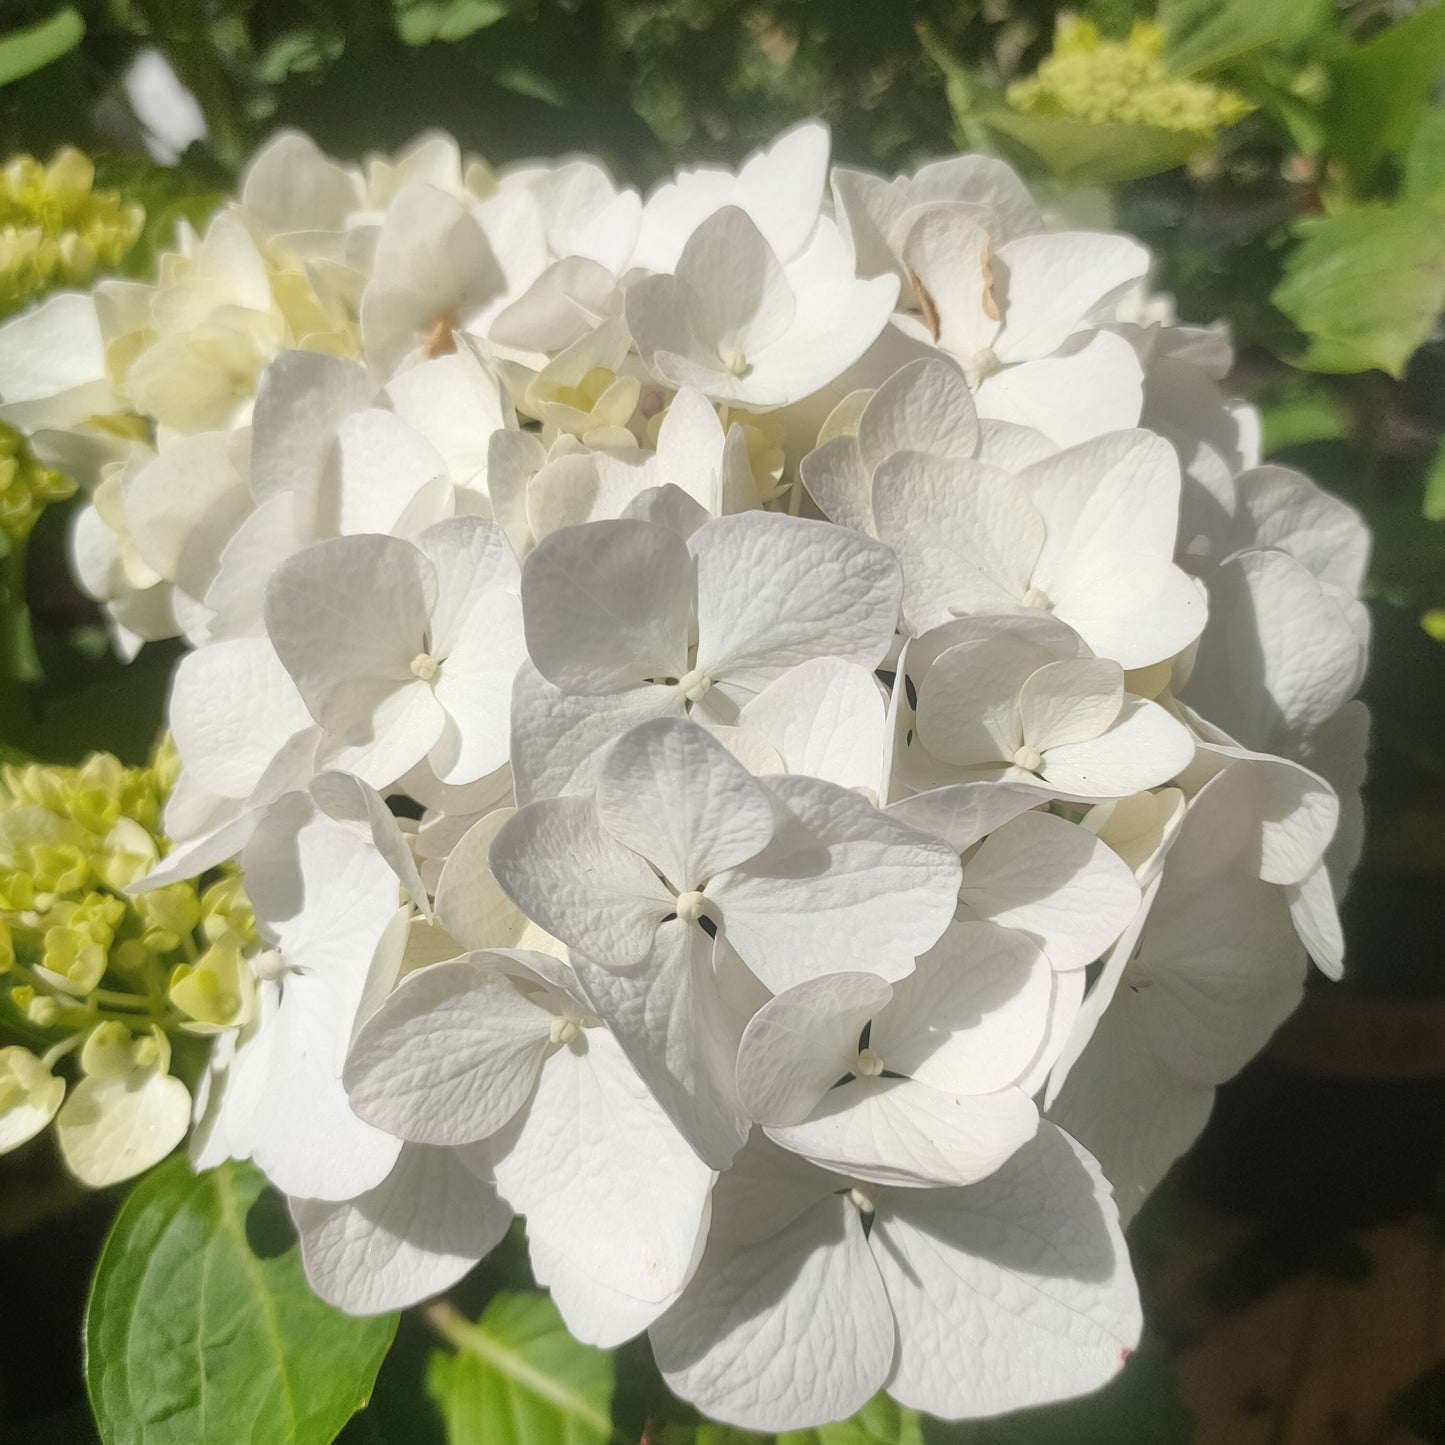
[848,1185,876,1216]
[718,346,750,377]
[410,652,440,682]
[1013,744,1045,774]
[549,1016,581,1045]
[675,890,708,923]
[1022,585,1052,611]
[677,668,712,703]
[854,1047,885,1078]
[253,949,289,982]
[968,346,1001,381]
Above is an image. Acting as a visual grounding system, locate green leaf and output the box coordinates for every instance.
[1158,0,1320,77]
[1324,2,1445,193]
[978,109,1202,186]
[425,1293,617,1445]
[1403,107,1445,204]
[1273,203,1445,376]
[86,1157,398,1445]
[0,7,84,88]
[393,0,509,46]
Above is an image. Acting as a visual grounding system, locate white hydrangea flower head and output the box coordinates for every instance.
[0,118,1377,1433]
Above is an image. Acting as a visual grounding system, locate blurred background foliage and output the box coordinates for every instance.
[1,2,1443,1444]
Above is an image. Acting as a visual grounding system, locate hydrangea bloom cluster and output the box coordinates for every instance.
[1008,19,1253,136]
[0,122,1369,1429]
[0,744,257,1186]
[0,148,144,315]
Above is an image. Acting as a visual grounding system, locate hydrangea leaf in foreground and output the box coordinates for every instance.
[425,1291,616,1445]
[85,1156,396,1445]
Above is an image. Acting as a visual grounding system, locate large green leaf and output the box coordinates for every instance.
[85,1157,397,1445]
[1324,2,1445,193]
[425,1293,617,1444]
[1157,0,1321,77]
[1273,203,1445,376]
[0,7,84,88]
[978,109,1201,186]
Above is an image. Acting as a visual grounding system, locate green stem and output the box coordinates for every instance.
[0,535,33,754]
[422,1301,634,1445]
[40,1031,84,1070]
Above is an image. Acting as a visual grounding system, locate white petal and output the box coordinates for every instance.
[570,923,750,1169]
[736,658,887,797]
[344,955,554,1145]
[122,431,252,600]
[239,974,403,1200]
[492,1026,714,1302]
[521,520,692,693]
[1046,1002,1215,1226]
[651,1196,893,1431]
[264,532,434,729]
[870,920,1054,1093]
[856,357,978,471]
[876,1124,1141,1418]
[898,205,999,361]
[434,810,546,952]
[595,717,775,889]
[799,435,874,536]
[55,1069,190,1188]
[1287,864,1345,981]
[712,775,961,991]
[490,794,672,967]
[320,409,449,537]
[320,678,448,791]
[872,452,1042,634]
[1185,549,1364,750]
[993,232,1149,361]
[249,351,373,505]
[674,206,796,359]
[1039,696,1195,798]
[0,292,114,430]
[691,512,901,694]
[1019,658,1124,753]
[308,769,429,915]
[292,1142,511,1314]
[509,661,684,805]
[960,812,1141,971]
[770,1075,1037,1189]
[737,971,894,1124]
[974,331,1144,447]
[530,1234,682,1347]
[883,781,1043,855]
[169,638,313,799]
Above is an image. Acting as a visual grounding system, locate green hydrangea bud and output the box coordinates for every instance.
[1007,18,1253,137]
[0,148,143,316]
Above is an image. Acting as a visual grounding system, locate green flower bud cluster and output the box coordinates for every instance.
[0,148,144,316]
[0,739,259,1186]
[1007,19,1254,137]
[0,422,76,544]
